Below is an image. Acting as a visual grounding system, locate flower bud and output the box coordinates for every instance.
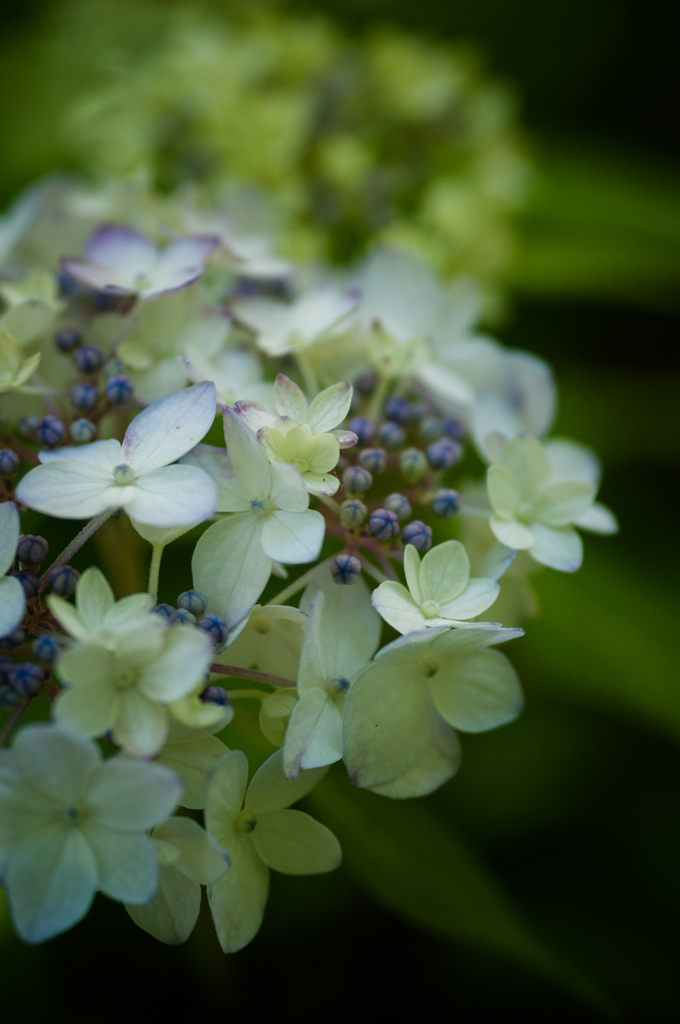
[106,375,134,404]
[355,371,378,397]
[384,395,414,424]
[17,535,49,566]
[378,421,405,449]
[36,416,65,447]
[169,608,196,625]
[0,449,20,476]
[401,520,432,552]
[17,416,39,441]
[432,488,461,518]
[70,384,99,411]
[177,590,207,617]
[105,358,125,377]
[200,685,230,707]
[197,613,229,646]
[73,345,104,373]
[340,499,367,528]
[342,466,372,494]
[358,448,387,474]
[399,447,428,483]
[70,418,97,443]
[348,417,376,446]
[32,635,61,664]
[331,553,362,585]
[153,603,175,619]
[383,493,412,521]
[368,508,400,542]
[14,570,40,599]
[8,662,44,696]
[426,438,462,471]
[0,628,25,650]
[443,416,465,439]
[54,327,82,352]
[50,565,80,596]
[419,416,444,442]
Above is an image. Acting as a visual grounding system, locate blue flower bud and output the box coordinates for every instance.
[73,345,104,373]
[32,635,61,664]
[399,447,428,483]
[0,628,25,650]
[17,416,39,440]
[358,447,387,474]
[443,416,465,440]
[331,553,362,585]
[70,418,97,443]
[36,416,65,447]
[432,488,461,518]
[383,493,412,521]
[378,421,405,449]
[70,384,99,411]
[105,375,134,404]
[197,613,229,646]
[0,449,20,476]
[368,508,400,542]
[177,590,207,617]
[17,534,49,566]
[401,520,432,552]
[105,358,125,377]
[348,417,376,446]
[54,327,82,352]
[50,565,80,596]
[384,395,414,424]
[342,465,372,494]
[8,662,44,695]
[419,416,444,442]
[340,499,367,528]
[426,438,462,471]
[169,608,196,625]
[14,571,40,599]
[200,685,230,707]
[153,603,175,619]
[0,684,22,710]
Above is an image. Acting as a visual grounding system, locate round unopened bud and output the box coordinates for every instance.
[348,417,376,446]
[105,358,125,377]
[70,384,99,411]
[358,448,387,474]
[342,466,372,495]
[17,534,49,566]
[0,628,25,650]
[8,662,44,696]
[355,371,378,397]
[401,520,432,552]
[200,685,230,707]
[0,449,20,476]
[426,438,462,471]
[70,418,97,443]
[197,613,229,646]
[368,508,400,543]
[54,327,82,352]
[169,608,196,626]
[383,493,412,521]
[106,375,134,404]
[36,416,65,447]
[17,416,39,441]
[378,421,405,449]
[14,570,40,599]
[50,565,80,596]
[331,553,362,585]
[177,590,207,617]
[443,416,465,440]
[32,635,61,664]
[419,416,444,442]
[399,447,428,483]
[432,488,461,518]
[153,603,175,619]
[384,395,414,424]
[340,499,367,528]
[73,345,104,373]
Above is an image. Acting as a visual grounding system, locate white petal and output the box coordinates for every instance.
[486,464,520,519]
[438,578,500,620]
[429,648,524,732]
[490,515,534,550]
[60,257,134,294]
[544,437,601,486]
[47,595,89,641]
[252,809,341,874]
[126,865,199,944]
[295,593,326,695]
[85,224,157,278]
[75,567,114,629]
[233,400,277,433]
[220,604,305,680]
[476,542,516,581]
[12,725,101,804]
[146,236,219,298]
[534,482,596,527]
[497,436,551,503]
[205,751,248,840]
[208,835,269,953]
[301,568,381,679]
[370,718,461,799]
[403,544,423,605]
[14,460,111,519]
[262,510,324,564]
[419,540,470,605]
[153,816,229,885]
[0,501,20,577]
[157,734,228,810]
[303,471,340,497]
[574,501,619,535]
[269,462,309,512]
[245,748,327,815]
[283,688,343,778]
[416,362,474,406]
[38,438,123,470]
[87,759,182,832]
[306,381,353,433]
[113,689,169,757]
[192,514,271,629]
[181,444,251,512]
[529,522,583,572]
[101,592,155,633]
[82,822,158,903]
[138,626,212,703]
[0,575,25,638]
[274,374,308,421]
[125,464,217,527]
[123,382,217,474]
[371,582,425,635]
[54,675,119,739]
[223,407,273,497]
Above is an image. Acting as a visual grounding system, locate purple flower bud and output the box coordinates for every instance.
[50,565,80,596]
[73,345,104,373]
[14,570,40,599]
[443,416,465,440]
[358,448,387,474]
[340,499,367,528]
[105,375,134,405]
[401,520,432,552]
[54,327,82,352]
[70,418,97,443]
[426,438,462,471]
[383,395,414,424]
[378,421,405,449]
[32,635,61,664]
[0,449,20,476]
[36,416,65,447]
[348,417,376,446]
[169,608,196,626]
[70,384,99,411]
[331,553,362,585]
[17,534,49,566]
[200,685,230,707]
[432,488,461,518]
[383,493,412,521]
[197,613,229,646]
[177,590,207,617]
[368,508,400,542]
[342,466,372,494]
[8,662,44,696]
[17,416,39,441]
[153,603,175,619]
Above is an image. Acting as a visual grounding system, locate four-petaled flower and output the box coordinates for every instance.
[233,284,358,356]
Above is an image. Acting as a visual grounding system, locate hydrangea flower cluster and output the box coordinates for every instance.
[0,176,617,951]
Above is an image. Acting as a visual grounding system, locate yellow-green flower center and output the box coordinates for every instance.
[420,599,440,619]
[236,811,258,833]
[417,655,439,678]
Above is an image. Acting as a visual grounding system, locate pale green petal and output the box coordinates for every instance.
[429,649,523,732]
[487,464,519,518]
[530,522,583,572]
[181,444,252,512]
[534,482,596,527]
[301,568,381,678]
[0,574,25,638]
[490,515,534,550]
[260,689,298,747]
[0,501,20,577]
[219,604,305,680]
[205,750,249,841]
[138,626,211,703]
[419,540,470,604]
[208,835,269,953]
[153,816,229,885]
[370,718,461,799]
[269,461,309,511]
[429,623,524,657]
[544,437,601,486]
[126,866,200,945]
[115,624,165,668]
[476,542,516,581]
[87,760,181,832]
[13,351,41,386]
[223,407,272,497]
[245,748,327,815]
[75,567,114,628]
[574,501,619,535]
[157,734,229,810]
[403,544,423,605]
[274,374,307,421]
[262,509,324,565]
[81,822,158,903]
[131,521,196,545]
[47,595,89,641]
[438,578,500,621]
[113,689,169,757]
[54,676,119,739]
[169,694,232,731]
[296,593,327,695]
[306,433,340,474]
[102,593,155,632]
[192,513,271,629]
[306,381,353,434]
[12,724,101,804]
[303,471,340,496]
[343,660,436,788]
[371,581,425,635]
[251,809,341,875]
[497,435,551,502]
[283,687,342,778]
[259,425,288,464]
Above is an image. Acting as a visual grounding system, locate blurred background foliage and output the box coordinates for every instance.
[1,0,679,1020]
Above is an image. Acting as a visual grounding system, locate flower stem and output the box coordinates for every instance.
[39,508,114,593]
[147,542,165,599]
[266,556,335,606]
[210,663,296,688]
[0,697,33,748]
[366,373,390,420]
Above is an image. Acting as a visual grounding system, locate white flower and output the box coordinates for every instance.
[282,568,381,779]
[371,541,501,634]
[470,352,557,463]
[54,623,213,757]
[15,382,218,527]
[486,435,617,572]
[233,284,358,356]
[126,816,229,945]
[206,748,341,952]
[185,409,325,630]
[156,718,231,810]
[0,502,25,639]
[61,225,219,300]
[343,624,524,790]
[48,566,159,652]
[0,724,182,943]
[215,603,307,682]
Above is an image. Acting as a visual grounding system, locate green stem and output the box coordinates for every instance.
[39,508,114,593]
[147,542,165,599]
[366,374,390,420]
[210,663,296,688]
[266,556,335,606]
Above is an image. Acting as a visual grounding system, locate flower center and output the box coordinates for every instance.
[292,458,310,474]
[329,676,350,696]
[250,497,275,517]
[114,668,136,690]
[417,655,439,678]
[236,812,258,833]
[113,463,136,485]
[420,599,440,619]
[133,271,153,291]
[517,502,533,523]
[252,616,271,634]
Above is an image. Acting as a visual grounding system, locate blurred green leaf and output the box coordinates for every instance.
[308,768,613,1014]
